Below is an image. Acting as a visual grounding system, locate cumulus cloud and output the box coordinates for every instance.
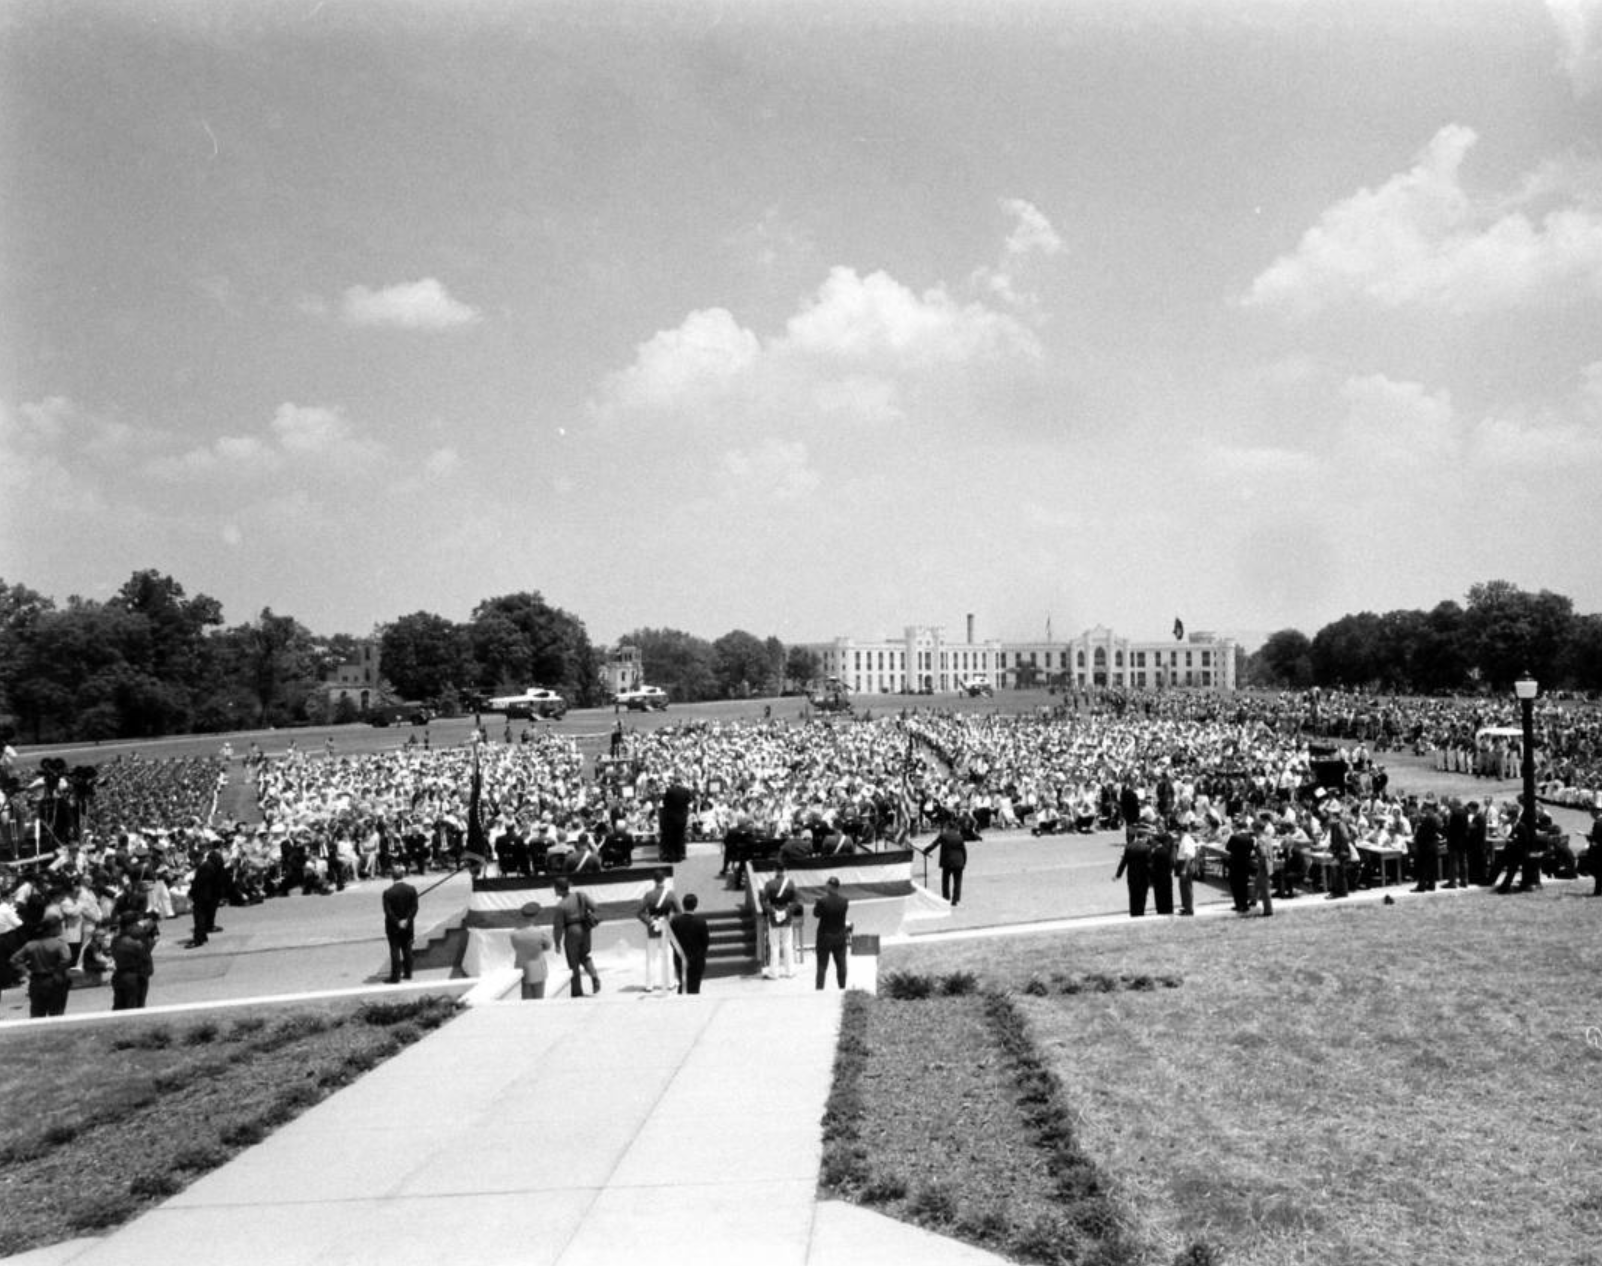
[340,277,481,329]
[143,402,381,480]
[784,267,1041,366]
[271,402,356,454]
[601,308,761,412]
[1001,198,1064,260]
[1244,125,1602,315]
[593,252,1043,442]
[975,198,1063,307]
[1548,0,1602,98]
[145,434,280,480]
[1339,374,1459,462]
[1472,358,1602,469]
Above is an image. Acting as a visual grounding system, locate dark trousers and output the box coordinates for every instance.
[29,983,68,1018]
[564,939,599,996]
[1150,865,1174,915]
[941,865,964,905]
[386,926,413,982]
[192,899,216,945]
[1445,848,1470,887]
[678,956,706,995]
[1329,854,1350,897]
[815,938,848,990]
[111,973,149,1011]
[1124,864,1149,917]
[1413,848,1438,890]
[1493,848,1528,892]
[1229,865,1252,912]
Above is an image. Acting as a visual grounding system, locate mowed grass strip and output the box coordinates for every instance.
[823,976,1148,1264]
[881,888,1602,1266]
[0,996,459,1256]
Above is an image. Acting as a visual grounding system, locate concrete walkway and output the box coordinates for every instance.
[14,984,1007,1266]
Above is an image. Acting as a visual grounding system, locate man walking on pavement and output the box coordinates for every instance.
[670,893,711,995]
[551,876,602,997]
[935,818,967,907]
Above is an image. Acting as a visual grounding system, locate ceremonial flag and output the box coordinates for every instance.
[1173,616,1185,642]
[462,741,488,870]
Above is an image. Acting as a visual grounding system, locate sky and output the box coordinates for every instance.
[3,0,1601,652]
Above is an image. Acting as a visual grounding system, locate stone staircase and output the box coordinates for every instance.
[701,907,757,979]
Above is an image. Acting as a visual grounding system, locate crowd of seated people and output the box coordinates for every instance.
[3,686,1594,987]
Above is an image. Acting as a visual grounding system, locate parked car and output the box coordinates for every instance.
[488,687,568,720]
[368,703,434,727]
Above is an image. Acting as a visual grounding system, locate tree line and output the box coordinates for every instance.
[0,570,826,745]
[1246,580,1602,695]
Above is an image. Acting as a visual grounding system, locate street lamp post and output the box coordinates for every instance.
[1514,673,1538,882]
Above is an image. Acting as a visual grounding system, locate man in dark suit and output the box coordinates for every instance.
[812,877,850,991]
[1224,817,1257,913]
[658,783,693,863]
[1443,797,1470,889]
[381,865,419,984]
[188,846,226,947]
[1411,802,1441,892]
[935,820,967,907]
[1114,829,1152,917]
[669,893,711,995]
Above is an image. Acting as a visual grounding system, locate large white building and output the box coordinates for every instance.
[807,618,1237,695]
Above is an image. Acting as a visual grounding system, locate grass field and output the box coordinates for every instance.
[861,885,1602,1265]
[0,995,459,1258]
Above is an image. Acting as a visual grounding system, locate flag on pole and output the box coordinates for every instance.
[462,739,489,871]
[1173,616,1185,642]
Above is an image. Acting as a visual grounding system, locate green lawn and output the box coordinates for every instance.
[855,886,1602,1265]
[0,996,459,1257]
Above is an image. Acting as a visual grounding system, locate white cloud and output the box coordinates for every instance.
[269,402,383,462]
[271,402,351,454]
[1000,197,1064,260]
[1548,0,1602,98]
[602,308,761,412]
[340,277,481,329]
[145,434,280,479]
[976,198,1063,308]
[1471,358,1602,469]
[1339,374,1459,462]
[783,267,1040,367]
[593,253,1042,443]
[1244,125,1602,315]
